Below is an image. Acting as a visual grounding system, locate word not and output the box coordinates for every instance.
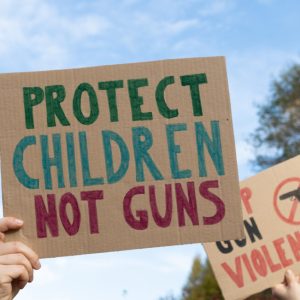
[35,190,104,238]
[23,73,207,129]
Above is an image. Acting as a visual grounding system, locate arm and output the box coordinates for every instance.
[0,217,41,300]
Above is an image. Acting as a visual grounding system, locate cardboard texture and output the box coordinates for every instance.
[204,155,300,300]
[0,57,243,258]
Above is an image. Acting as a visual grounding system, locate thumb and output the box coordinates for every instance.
[272,283,287,298]
[0,217,23,233]
[285,269,297,286]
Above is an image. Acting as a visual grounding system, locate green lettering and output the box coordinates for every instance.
[128,78,152,121]
[180,73,207,116]
[73,83,99,125]
[155,76,178,118]
[45,85,70,127]
[98,80,123,122]
[23,87,44,129]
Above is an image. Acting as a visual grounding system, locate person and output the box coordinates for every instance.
[0,217,40,300]
[272,269,300,300]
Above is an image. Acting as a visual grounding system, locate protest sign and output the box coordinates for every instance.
[0,57,243,258]
[204,155,300,300]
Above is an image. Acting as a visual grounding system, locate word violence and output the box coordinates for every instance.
[216,186,300,288]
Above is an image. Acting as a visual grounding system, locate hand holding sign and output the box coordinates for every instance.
[0,217,40,300]
[272,269,300,300]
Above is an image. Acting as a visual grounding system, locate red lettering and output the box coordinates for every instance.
[251,249,267,277]
[221,257,244,288]
[35,194,59,238]
[123,186,148,230]
[241,254,257,282]
[273,237,293,267]
[240,187,252,215]
[200,180,225,225]
[149,184,172,228]
[261,245,282,272]
[59,193,81,236]
[176,182,199,226]
[287,231,300,261]
[81,190,104,234]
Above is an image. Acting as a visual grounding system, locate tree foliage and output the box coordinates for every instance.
[251,63,300,169]
[181,257,222,300]
[159,257,277,300]
[181,257,276,300]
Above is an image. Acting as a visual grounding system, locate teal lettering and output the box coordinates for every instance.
[195,121,225,177]
[13,136,39,189]
[41,134,65,189]
[102,130,130,183]
[79,131,104,186]
[66,133,77,187]
[166,123,191,179]
[132,127,163,182]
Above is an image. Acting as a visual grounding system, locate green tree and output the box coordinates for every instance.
[181,256,203,300]
[181,257,222,300]
[159,257,276,300]
[181,257,275,300]
[251,63,300,169]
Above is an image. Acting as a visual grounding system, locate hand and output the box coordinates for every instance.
[273,269,300,300]
[0,217,41,300]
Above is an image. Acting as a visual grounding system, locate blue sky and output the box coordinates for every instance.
[0,0,299,299]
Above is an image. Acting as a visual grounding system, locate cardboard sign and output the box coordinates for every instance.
[0,57,243,258]
[204,155,300,300]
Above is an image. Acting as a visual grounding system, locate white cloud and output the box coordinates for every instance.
[198,0,236,16]
[165,19,199,35]
[236,141,254,166]
[0,0,111,70]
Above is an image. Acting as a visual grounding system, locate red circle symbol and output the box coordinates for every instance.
[273,177,300,225]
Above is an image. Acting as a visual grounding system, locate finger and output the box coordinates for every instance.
[12,280,21,298]
[272,283,287,298]
[16,279,28,290]
[0,264,29,284]
[0,242,41,270]
[0,232,5,242]
[285,269,297,285]
[0,217,23,233]
[0,254,33,282]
